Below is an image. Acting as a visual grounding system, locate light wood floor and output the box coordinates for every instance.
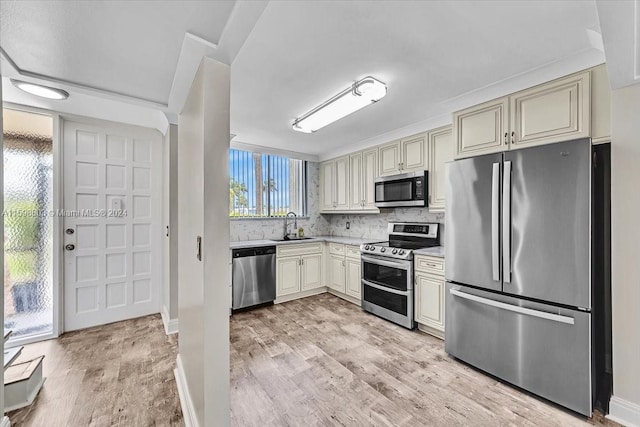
[230,293,614,427]
[7,314,183,426]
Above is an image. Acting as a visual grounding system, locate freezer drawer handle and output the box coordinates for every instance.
[449,289,575,325]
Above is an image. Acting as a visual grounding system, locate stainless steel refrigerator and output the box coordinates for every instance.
[445,138,611,417]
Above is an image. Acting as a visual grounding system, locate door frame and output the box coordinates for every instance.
[2,102,63,346]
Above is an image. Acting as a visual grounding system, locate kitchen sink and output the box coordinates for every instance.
[271,237,314,242]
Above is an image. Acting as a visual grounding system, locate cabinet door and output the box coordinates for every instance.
[345,258,361,299]
[329,255,346,293]
[301,254,323,291]
[401,133,427,172]
[362,149,378,210]
[349,153,363,210]
[334,156,349,210]
[510,71,590,149]
[427,126,454,212]
[320,161,335,211]
[378,141,401,176]
[454,97,509,159]
[415,273,445,332]
[277,257,300,297]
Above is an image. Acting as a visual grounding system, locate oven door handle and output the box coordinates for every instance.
[361,254,411,270]
[362,279,410,295]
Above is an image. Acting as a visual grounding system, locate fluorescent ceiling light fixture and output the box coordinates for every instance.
[293,76,387,133]
[11,79,69,100]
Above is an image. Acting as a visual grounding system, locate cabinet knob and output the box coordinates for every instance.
[504,132,508,145]
[511,131,515,144]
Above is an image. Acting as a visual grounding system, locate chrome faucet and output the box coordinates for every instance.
[284,212,297,239]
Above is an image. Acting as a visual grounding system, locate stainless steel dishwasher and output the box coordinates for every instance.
[232,246,276,310]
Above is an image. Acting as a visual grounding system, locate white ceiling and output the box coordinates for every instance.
[0,0,236,105]
[230,0,604,157]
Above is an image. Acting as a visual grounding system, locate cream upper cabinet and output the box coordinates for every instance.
[345,258,361,299]
[379,133,427,176]
[300,254,322,291]
[379,140,401,176]
[362,149,378,209]
[277,257,301,297]
[328,255,346,293]
[320,161,336,211]
[320,156,349,212]
[590,64,611,143]
[349,153,363,210]
[334,156,349,210]
[454,97,509,159]
[510,71,590,149]
[400,133,427,172]
[427,126,454,212]
[415,273,445,332]
[453,67,602,159]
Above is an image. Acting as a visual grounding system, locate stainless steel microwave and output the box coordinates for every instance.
[374,171,428,208]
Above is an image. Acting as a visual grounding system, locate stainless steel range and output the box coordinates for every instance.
[360,222,440,329]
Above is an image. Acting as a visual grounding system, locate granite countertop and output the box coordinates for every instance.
[413,246,445,258]
[230,235,382,250]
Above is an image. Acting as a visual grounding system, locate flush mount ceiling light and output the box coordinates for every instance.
[292,76,387,133]
[11,79,69,100]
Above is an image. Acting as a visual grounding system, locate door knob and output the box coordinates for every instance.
[65,228,75,235]
[65,244,75,251]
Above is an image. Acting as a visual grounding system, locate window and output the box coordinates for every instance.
[229,149,306,217]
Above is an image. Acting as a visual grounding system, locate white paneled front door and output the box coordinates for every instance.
[63,120,162,332]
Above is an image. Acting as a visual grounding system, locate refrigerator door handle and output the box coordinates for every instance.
[449,288,575,325]
[503,161,512,284]
[491,163,500,282]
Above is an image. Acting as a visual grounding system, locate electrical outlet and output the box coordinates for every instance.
[346,221,350,230]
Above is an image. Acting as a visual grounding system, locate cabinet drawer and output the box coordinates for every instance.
[415,255,445,276]
[277,242,323,257]
[345,245,361,259]
[328,243,345,256]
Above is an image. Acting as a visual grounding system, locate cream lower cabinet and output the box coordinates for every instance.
[345,251,361,299]
[328,254,346,293]
[327,244,361,302]
[276,243,324,300]
[276,253,323,297]
[277,257,301,297]
[414,255,446,338]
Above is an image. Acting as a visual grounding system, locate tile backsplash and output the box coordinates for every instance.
[323,209,444,243]
[230,161,444,244]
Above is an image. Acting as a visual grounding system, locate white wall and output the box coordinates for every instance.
[177,57,230,427]
[163,123,179,331]
[609,83,640,426]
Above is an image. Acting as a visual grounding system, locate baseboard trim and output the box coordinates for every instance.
[274,287,327,304]
[0,415,11,427]
[4,377,47,412]
[608,396,640,427]
[417,323,444,340]
[161,306,179,335]
[326,289,361,306]
[174,354,199,427]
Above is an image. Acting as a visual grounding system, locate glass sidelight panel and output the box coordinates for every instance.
[3,108,54,340]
